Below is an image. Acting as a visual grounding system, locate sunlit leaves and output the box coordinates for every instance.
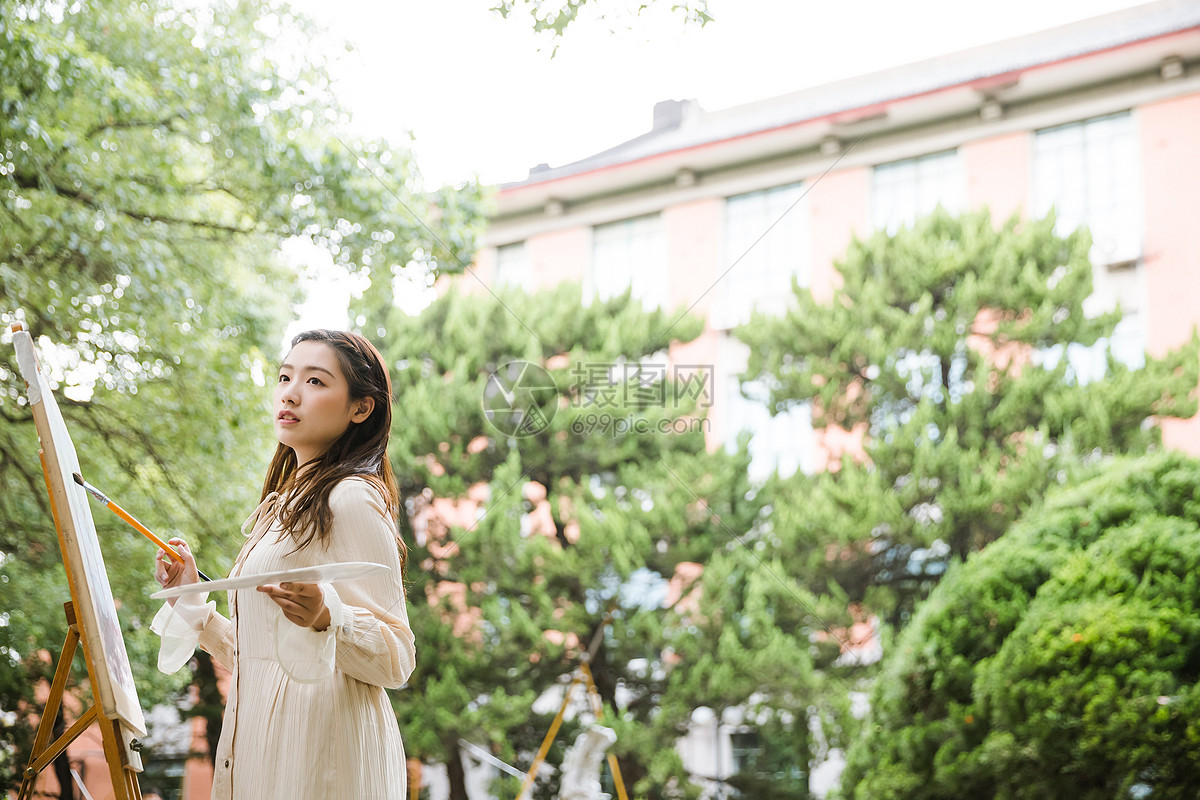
[0,0,484,789]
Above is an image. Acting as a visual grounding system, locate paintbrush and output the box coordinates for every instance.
[73,472,212,582]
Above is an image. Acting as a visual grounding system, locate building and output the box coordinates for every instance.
[477,0,1200,484]
[466,1,1200,794]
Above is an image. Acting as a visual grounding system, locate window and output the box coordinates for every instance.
[720,336,814,481]
[1104,263,1146,369]
[1039,262,1146,383]
[729,731,762,776]
[591,214,667,310]
[494,241,531,291]
[1033,112,1145,373]
[715,182,810,329]
[1033,112,1140,265]
[872,149,965,234]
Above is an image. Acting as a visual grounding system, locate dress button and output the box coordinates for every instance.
[225,760,230,768]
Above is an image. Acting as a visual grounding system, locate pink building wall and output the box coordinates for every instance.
[962,131,1032,223]
[664,198,723,315]
[662,199,724,443]
[808,166,870,302]
[1139,93,1200,453]
[528,227,591,290]
[469,246,496,290]
[489,94,1200,460]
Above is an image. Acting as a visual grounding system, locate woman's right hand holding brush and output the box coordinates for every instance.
[154,538,199,607]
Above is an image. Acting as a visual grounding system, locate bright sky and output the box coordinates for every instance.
[278,0,1155,342]
[286,0,1155,188]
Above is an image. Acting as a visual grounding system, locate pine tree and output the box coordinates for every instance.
[366,283,833,798]
[740,208,1198,623]
[840,452,1200,798]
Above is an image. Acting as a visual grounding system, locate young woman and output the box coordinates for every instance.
[150,329,416,799]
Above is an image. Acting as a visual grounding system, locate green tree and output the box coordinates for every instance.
[653,543,856,800]
[741,208,1198,623]
[492,0,711,39]
[368,282,831,799]
[0,0,482,789]
[840,452,1200,798]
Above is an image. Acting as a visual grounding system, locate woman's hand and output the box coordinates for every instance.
[154,538,199,608]
[257,582,332,631]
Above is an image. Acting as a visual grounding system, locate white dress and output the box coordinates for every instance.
[152,478,416,799]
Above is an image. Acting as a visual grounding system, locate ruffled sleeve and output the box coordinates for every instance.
[149,492,280,675]
[149,592,227,673]
[271,581,341,683]
[276,478,415,689]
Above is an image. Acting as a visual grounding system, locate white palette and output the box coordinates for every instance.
[151,561,390,600]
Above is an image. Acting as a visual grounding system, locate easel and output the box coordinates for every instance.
[17,601,143,800]
[518,609,629,800]
[12,323,144,799]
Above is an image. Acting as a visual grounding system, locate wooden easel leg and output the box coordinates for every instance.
[127,767,143,799]
[16,602,143,800]
[518,660,631,800]
[99,716,141,800]
[606,752,630,800]
[517,677,581,799]
[24,706,98,776]
[17,603,81,800]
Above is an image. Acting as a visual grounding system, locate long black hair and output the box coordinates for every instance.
[260,330,403,567]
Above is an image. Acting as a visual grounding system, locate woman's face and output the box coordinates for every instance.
[274,340,374,466]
